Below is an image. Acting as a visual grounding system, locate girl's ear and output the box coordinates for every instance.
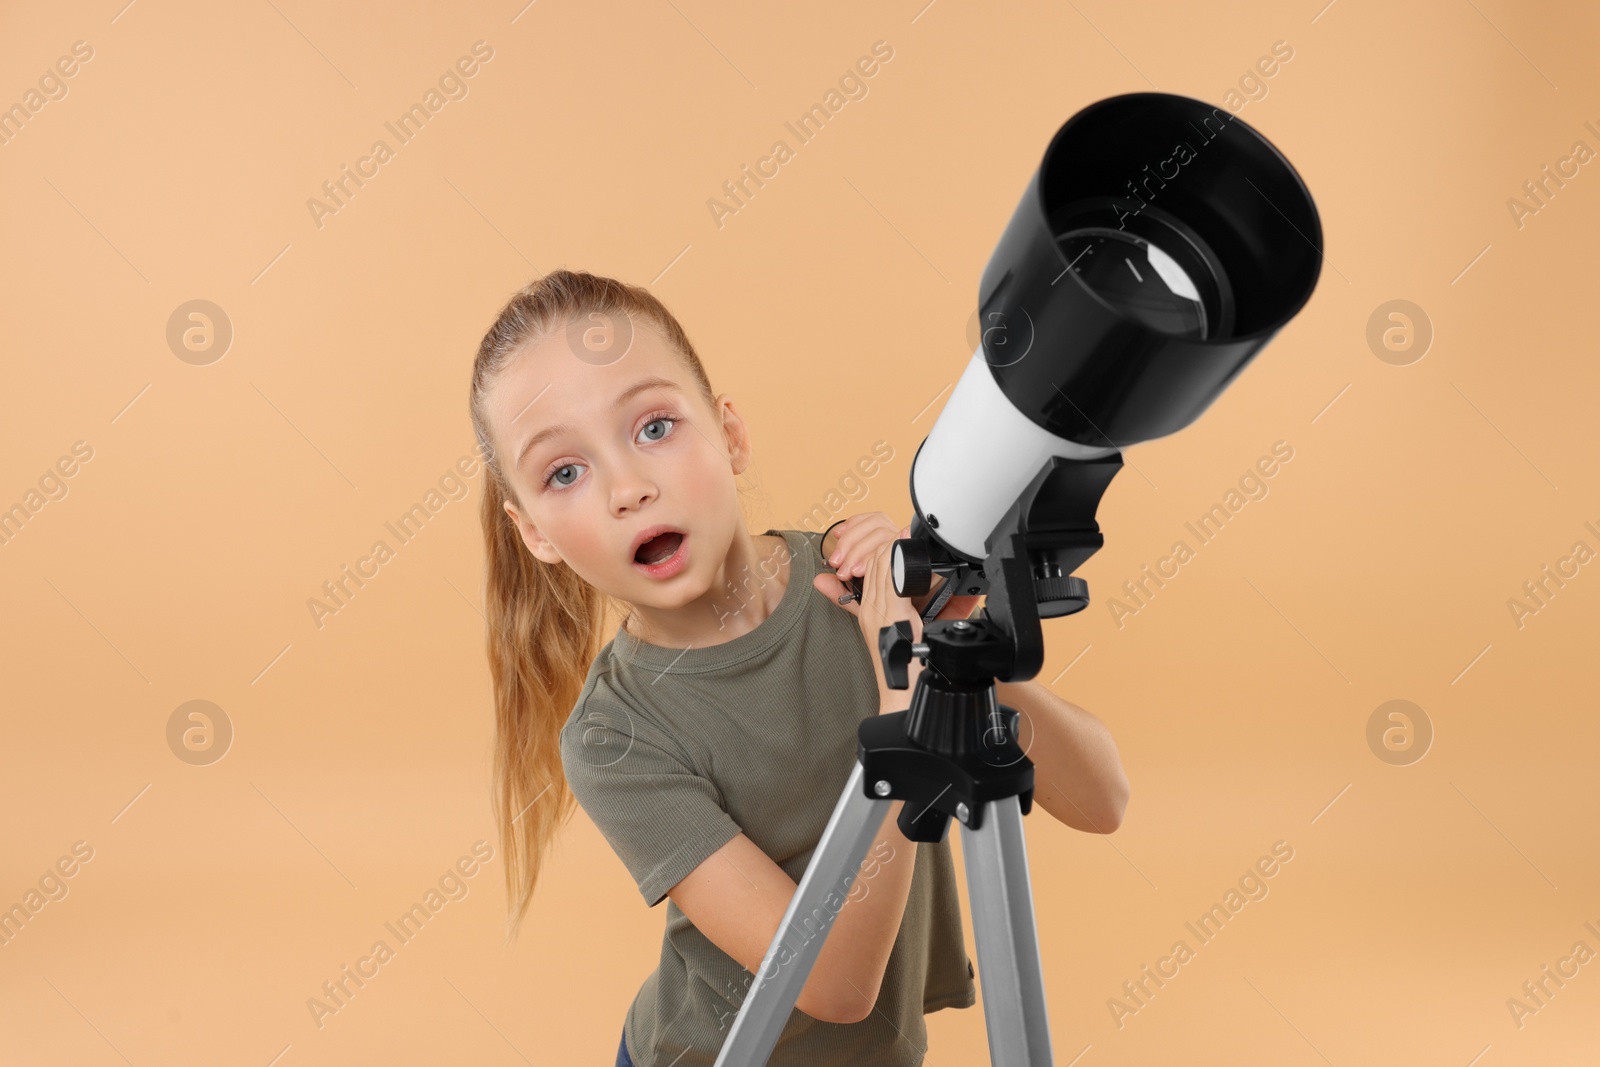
[503,500,562,565]
[718,395,755,475]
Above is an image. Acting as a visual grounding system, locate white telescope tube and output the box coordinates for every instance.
[910,349,1117,560]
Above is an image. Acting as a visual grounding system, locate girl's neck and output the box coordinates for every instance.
[622,531,793,650]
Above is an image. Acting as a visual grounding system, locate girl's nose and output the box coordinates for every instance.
[608,468,658,513]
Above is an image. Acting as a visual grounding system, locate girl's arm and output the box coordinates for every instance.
[995,679,1129,833]
[667,760,918,1026]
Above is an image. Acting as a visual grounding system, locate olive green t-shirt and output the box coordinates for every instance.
[559,527,976,1067]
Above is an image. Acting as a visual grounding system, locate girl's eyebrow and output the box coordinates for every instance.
[513,376,682,469]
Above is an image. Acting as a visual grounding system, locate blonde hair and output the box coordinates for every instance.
[468,269,724,941]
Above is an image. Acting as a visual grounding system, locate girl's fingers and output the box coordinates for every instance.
[828,517,875,567]
[838,521,935,654]
[821,516,857,562]
[863,535,907,630]
[812,572,859,615]
[837,518,900,577]
[825,517,919,635]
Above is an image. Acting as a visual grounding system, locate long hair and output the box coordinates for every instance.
[469,269,722,942]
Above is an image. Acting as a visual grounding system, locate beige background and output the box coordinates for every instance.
[2,0,1598,1064]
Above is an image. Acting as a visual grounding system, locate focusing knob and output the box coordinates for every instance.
[1034,574,1090,617]
[892,538,932,597]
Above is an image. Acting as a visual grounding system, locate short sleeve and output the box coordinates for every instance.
[560,700,743,907]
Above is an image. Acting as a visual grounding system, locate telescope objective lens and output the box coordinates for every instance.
[1055,227,1209,341]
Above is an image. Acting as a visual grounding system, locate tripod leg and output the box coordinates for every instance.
[713,760,892,1066]
[962,795,1055,1066]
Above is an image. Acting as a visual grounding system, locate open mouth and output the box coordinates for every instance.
[634,532,684,566]
[632,531,688,577]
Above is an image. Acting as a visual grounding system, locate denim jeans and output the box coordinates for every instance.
[615,1023,634,1067]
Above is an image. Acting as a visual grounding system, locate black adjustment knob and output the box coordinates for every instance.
[1034,574,1090,617]
[893,538,932,597]
[879,620,917,689]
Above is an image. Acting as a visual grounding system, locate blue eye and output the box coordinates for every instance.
[541,412,679,490]
[639,415,676,442]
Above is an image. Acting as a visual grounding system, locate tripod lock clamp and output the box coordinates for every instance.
[878,620,929,690]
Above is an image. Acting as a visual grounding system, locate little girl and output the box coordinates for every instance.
[467,269,1128,1066]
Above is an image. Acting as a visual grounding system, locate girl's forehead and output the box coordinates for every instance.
[489,334,694,449]
[497,332,680,411]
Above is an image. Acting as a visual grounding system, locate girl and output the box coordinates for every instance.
[467,269,1129,1066]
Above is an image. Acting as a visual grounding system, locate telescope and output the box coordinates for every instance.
[716,91,1322,1065]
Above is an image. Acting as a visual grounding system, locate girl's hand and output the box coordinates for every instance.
[812,513,983,696]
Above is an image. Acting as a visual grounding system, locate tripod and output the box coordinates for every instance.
[712,453,1119,1066]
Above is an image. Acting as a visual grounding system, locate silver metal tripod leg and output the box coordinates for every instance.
[713,760,891,1066]
[963,794,1054,1065]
